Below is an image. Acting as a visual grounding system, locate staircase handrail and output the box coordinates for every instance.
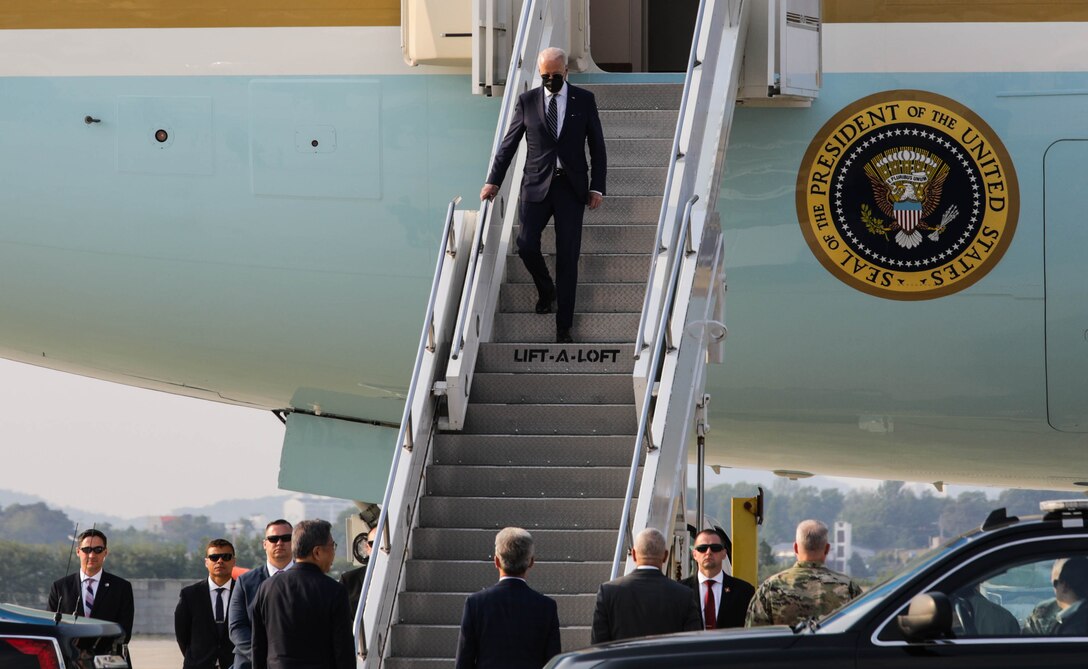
[611,194,698,580]
[353,195,462,657]
[450,199,490,359]
[632,0,711,360]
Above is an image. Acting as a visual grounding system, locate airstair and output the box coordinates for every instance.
[351,0,819,667]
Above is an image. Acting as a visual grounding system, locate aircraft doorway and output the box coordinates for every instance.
[590,0,698,72]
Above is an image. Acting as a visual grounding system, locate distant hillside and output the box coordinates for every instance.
[0,489,128,530]
[173,495,291,523]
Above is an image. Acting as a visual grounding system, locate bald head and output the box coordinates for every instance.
[794,519,830,562]
[632,528,668,566]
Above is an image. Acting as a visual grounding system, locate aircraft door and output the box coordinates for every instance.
[590,0,698,72]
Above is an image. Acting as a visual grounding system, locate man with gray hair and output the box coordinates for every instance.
[250,520,353,669]
[455,527,560,668]
[590,527,701,643]
[745,519,862,627]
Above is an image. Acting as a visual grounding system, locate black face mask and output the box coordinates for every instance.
[541,73,565,94]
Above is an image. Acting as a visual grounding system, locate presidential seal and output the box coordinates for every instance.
[797,91,1018,299]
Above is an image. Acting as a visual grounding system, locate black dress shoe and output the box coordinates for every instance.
[535,285,556,314]
[556,327,573,344]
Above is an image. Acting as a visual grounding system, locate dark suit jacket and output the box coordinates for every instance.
[1056,603,1088,636]
[48,571,134,652]
[228,566,272,669]
[455,578,561,669]
[175,579,237,668]
[487,83,607,203]
[680,573,756,629]
[251,562,354,669]
[591,568,702,644]
[338,565,366,621]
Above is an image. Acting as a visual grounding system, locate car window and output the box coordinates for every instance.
[875,541,1088,642]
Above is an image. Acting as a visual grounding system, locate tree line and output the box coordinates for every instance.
[0,502,356,606]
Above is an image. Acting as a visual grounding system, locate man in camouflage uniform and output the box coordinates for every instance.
[745,519,862,627]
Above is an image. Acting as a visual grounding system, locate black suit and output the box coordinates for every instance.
[455,578,561,669]
[680,573,756,629]
[338,565,366,621]
[591,568,702,644]
[251,562,353,669]
[48,572,134,653]
[175,579,236,668]
[1056,603,1088,636]
[487,82,607,330]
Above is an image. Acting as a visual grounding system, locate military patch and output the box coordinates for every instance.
[796,90,1018,300]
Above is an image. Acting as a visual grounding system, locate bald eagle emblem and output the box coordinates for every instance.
[862,148,959,249]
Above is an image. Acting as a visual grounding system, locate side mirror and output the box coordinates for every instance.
[898,592,953,640]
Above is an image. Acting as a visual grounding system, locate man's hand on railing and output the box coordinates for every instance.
[480,183,499,201]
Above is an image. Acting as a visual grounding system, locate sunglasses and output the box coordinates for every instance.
[694,543,725,553]
[206,553,234,562]
[265,534,292,544]
[366,540,375,548]
[79,546,106,555]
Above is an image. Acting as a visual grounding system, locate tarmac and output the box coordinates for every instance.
[129,635,180,668]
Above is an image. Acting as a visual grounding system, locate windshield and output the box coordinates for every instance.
[815,535,968,634]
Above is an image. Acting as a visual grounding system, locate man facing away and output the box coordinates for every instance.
[339,524,377,620]
[455,527,561,669]
[481,46,607,344]
[174,538,238,668]
[48,528,135,655]
[745,519,862,627]
[251,519,354,669]
[591,527,702,643]
[680,528,755,630]
[228,519,294,669]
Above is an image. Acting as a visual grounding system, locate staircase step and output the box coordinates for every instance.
[384,660,453,669]
[476,344,635,373]
[607,166,668,195]
[397,592,598,626]
[462,403,636,435]
[490,312,640,344]
[432,434,641,467]
[470,373,634,404]
[581,83,683,110]
[583,195,662,224]
[607,138,673,166]
[505,254,649,284]
[425,465,635,498]
[405,560,610,594]
[537,224,656,254]
[410,528,620,561]
[419,497,630,529]
[501,282,645,314]
[600,110,679,138]
[387,624,591,659]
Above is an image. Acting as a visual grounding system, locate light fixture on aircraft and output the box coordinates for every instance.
[155,129,169,143]
[773,469,813,481]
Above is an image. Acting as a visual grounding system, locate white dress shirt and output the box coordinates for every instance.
[698,572,723,627]
[80,571,101,616]
[207,577,232,617]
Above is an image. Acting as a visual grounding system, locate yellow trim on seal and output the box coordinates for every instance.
[825,0,1088,23]
[0,0,399,30]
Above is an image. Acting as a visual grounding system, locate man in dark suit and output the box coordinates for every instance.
[681,528,755,630]
[228,519,294,669]
[48,528,134,655]
[338,524,377,620]
[481,46,607,344]
[1054,557,1088,636]
[251,519,354,669]
[455,527,561,668]
[175,538,238,668]
[591,528,701,643]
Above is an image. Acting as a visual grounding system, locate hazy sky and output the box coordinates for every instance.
[0,358,1005,521]
[0,358,285,517]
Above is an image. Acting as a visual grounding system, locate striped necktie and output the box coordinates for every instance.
[84,579,95,616]
[546,94,558,139]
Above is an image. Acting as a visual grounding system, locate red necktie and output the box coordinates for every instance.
[704,581,716,630]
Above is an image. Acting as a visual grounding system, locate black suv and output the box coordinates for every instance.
[547,500,1088,668]
[0,604,128,669]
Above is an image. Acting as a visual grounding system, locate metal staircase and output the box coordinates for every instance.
[382,82,681,669]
